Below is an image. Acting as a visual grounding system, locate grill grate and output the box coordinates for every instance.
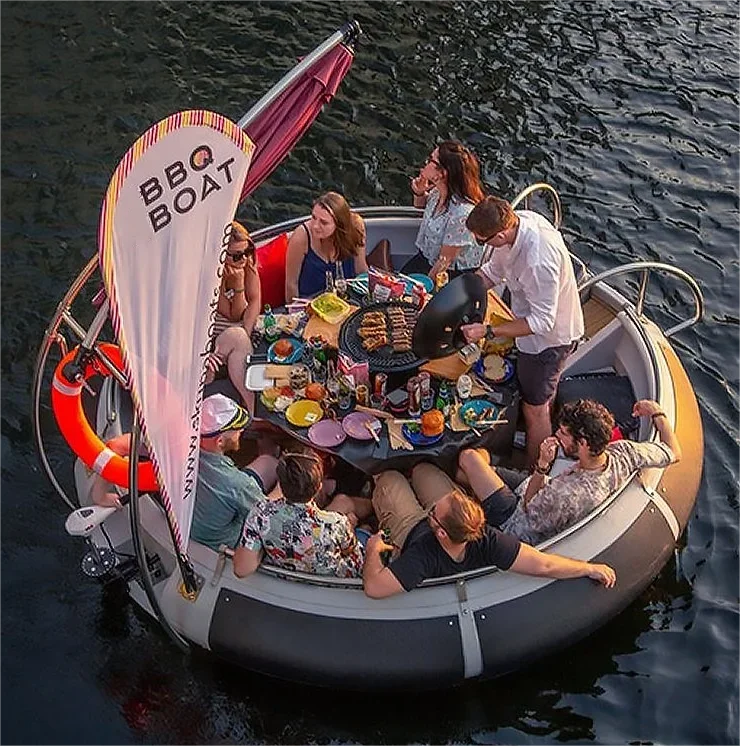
[338,301,426,373]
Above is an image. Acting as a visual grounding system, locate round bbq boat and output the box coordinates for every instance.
[34,197,704,690]
[32,24,704,690]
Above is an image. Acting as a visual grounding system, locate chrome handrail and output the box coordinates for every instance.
[511,182,563,229]
[578,261,704,337]
[32,255,101,508]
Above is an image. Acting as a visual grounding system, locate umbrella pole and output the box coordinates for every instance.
[237,20,361,129]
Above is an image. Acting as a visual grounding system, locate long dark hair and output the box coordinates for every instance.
[437,140,485,211]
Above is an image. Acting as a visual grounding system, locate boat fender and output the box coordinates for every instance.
[51,343,158,492]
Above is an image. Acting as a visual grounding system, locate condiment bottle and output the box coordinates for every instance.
[263,304,279,343]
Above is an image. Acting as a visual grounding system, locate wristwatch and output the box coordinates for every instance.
[485,324,496,341]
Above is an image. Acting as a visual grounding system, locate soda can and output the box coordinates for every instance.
[373,372,388,401]
[407,376,422,418]
[355,383,370,408]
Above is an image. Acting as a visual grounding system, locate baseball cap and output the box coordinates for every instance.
[200,394,251,437]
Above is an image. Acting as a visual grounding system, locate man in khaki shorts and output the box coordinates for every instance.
[363,463,617,599]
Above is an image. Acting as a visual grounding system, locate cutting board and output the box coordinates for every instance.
[303,304,358,348]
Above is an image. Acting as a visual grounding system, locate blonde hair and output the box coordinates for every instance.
[229,220,256,265]
[313,192,364,262]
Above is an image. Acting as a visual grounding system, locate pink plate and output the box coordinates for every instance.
[342,411,380,440]
[308,419,347,448]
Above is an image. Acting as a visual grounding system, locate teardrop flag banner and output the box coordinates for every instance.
[99,110,254,556]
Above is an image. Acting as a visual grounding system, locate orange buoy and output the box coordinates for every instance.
[51,343,158,492]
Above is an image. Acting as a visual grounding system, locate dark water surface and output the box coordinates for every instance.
[2,2,738,744]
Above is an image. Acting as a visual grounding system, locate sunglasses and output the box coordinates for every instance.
[226,250,248,261]
[475,232,497,246]
[427,503,448,533]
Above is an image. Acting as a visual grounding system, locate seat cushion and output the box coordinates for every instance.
[255,232,289,308]
[555,373,638,439]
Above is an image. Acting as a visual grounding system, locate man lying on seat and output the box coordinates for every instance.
[363,463,616,599]
[190,394,278,552]
[456,398,681,546]
[233,449,373,579]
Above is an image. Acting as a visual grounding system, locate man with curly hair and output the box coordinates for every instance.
[456,398,681,546]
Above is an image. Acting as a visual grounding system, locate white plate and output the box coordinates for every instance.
[245,364,272,391]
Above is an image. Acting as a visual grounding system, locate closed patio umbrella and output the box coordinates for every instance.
[238,21,360,201]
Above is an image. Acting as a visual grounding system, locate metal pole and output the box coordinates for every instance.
[128,417,190,653]
[237,20,361,130]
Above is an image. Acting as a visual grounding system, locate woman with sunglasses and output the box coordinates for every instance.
[204,221,260,408]
[403,140,486,279]
[284,191,368,302]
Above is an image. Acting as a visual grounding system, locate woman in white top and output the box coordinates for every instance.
[403,140,486,278]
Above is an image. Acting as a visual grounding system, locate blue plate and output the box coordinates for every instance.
[354,272,434,295]
[402,423,443,446]
[267,338,304,364]
[473,355,515,384]
[459,399,501,428]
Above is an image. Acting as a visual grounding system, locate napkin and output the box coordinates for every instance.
[386,420,413,451]
[449,403,470,432]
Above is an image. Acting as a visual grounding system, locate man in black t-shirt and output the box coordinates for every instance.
[363,467,616,599]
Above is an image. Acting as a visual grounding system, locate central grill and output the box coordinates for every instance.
[338,301,426,373]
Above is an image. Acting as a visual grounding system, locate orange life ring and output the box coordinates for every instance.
[51,343,158,492]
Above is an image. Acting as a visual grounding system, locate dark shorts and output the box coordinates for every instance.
[482,484,519,528]
[517,342,576,406]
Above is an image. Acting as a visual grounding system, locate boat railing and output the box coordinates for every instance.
[32,256,127,509]
[578,261,704,338]
[511,182,562,229]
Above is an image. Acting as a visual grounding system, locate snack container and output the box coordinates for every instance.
[310,292,351,324]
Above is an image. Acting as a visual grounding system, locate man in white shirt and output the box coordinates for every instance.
[461,195,584,467]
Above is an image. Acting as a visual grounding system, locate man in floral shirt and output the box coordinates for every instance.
[457,398,681,546]
[232,450,370,579]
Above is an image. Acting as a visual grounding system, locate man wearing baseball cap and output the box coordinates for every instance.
[190,394,278,552]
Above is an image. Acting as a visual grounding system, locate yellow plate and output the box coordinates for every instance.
[285,399,324,427]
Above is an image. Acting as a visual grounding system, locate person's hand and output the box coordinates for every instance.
[632,399,662,418]
[586,563,616,588]
[537,436,559,471]
[345,511,359,529]
[100,492,123,510]
[461,323,486,343]
[223,263,242,285]
[411,174,431,196]
[366,531,394,554]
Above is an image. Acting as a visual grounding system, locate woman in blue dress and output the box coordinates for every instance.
[403,140,486,279]
[285,191,368,302]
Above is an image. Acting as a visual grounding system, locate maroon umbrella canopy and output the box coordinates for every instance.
[239,25,358,201]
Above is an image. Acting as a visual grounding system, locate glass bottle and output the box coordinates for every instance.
[325,359,340,403]
[338,374,352,411]
[263,304,279,344]
[334,261,348,300]
[435,381,451,418]
[311,337,327,383]
[325,270,335,295]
